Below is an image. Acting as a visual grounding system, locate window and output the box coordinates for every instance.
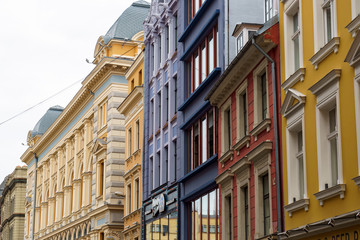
[237,32,244,53]
[323,0,334,43]
[98,101,107,129]
[151,43,155,75]
[135,178,140,209]
[139,70,143,85]
[262,174,270,236]
[158,92,162,129]
[187,0,206,22]
[127,184,132,214]
[149,157,153,190]
[150,99,154,135]
[253,61,269,125]
[174,15,178,51]
[190,189,219,240]
[156,152,161,187]
[166,25,170,58]
[352,0,360,19]
[329,108,339,187]
[165,84,169,122]
[224,195,232,240]
[292,12,300,71]
[187,27,218,95]
[173,140,177,180]
[131,79,135,91]
[188,110,215,171]
[98,161,105,197]
[240,91,248,137]
[243,186,250,240]
[165,146,169,182]
[128,128,132,156]
[174,78,177,114]
[159,37,162,67]
[136,120,140,151]
[222,103,232,153]
[265,0,273,22]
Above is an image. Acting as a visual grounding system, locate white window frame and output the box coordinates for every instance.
[237,32,244,53]
[285,107,307,203]
[235,165,250,240]
[254,154,272,238]
[355,72,360,176]
[283,0,304,79]
[253,59,269,126]
[351,0,360,20]
[221,99,232,156]
[313,0,337,52]
[236,79,248,140]
[313,77,342,191]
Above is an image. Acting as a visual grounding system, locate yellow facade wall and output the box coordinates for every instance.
[280,0,360,231]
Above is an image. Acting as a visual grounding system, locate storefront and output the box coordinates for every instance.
[143,185,178,240]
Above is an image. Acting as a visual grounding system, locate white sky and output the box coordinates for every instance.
[0,0,136,181]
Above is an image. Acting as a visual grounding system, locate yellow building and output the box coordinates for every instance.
[118,49,144,240]
[21,2,149,240]
[280,0,360,239]
[0,166,27,240]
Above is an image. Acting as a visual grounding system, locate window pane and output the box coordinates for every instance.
[329,108,336,133]
[244,186,249,240]
[195,53,200,89]
[330,138,338,186]
[169,212,178,240]
[325,6,332,42]
[262,174,270,235]
[201,43,207,82]
[201,118,207,163]
[208,111,214,157]
[202,194,209,239]
[161,216,169,240]
[194,124,199,169]
[153,219,160,239]
[208,34,214,73]
[261,73,267,120]
[298,155,304,199]
[195,198,201,240]
[209,190,217,240]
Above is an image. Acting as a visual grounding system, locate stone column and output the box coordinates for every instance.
[82,172,92,207]
[35,207,40,233]
[55,192,63,223]
[64,139,71,217]
[47,197,55,226]
[40,202,47,230]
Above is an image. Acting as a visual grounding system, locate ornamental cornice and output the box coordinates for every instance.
[21,58,129,164]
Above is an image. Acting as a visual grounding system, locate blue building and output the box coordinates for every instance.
[142,0,179,239]
[176,0,224,239]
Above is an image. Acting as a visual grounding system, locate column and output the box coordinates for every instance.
[64,139,71,217]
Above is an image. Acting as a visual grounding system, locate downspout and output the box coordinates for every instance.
[252,38,283,238]
[225,0,229,68]
[32,153,38,240]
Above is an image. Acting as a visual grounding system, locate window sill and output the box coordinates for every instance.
[148,134,153,142]
[170,114,177,123]
[155,128,161,136]
[310,37,340,70]
[123,208,141,221]
[163,121,169,130]
[284,198,309,217]
[282,68,306,90]
[314,184,346,206]
[178,154,218,183]
[233,135,251,154]
[219,149,234,167]
[352,176,360,188]
[250,118,271,141]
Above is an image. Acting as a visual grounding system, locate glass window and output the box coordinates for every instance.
[265,0,273,22]
[262,174,270,235]
[292,12,300,71]
[261,72,268,120]
[329,108,338,187]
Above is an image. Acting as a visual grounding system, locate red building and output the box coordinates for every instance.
[206,19,282,240]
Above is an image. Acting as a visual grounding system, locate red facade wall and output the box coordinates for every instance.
[218,22,281,240]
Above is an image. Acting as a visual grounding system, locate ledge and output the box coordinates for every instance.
[314,184,346,206]
[282,68,306,90]
[178,68,221,112]
[230,156,251,174]
[310,37,340,70]
[352,176,360,188]
[123,208,141,222]
[309,69,341,95]
[178,154,218,183]
[180,101,211,130]
[284,198,309,217]
[179,0,212,42]
[219,149,234,167]
[250,118,271,141]
[346,14,360,37]
[215,169,234,185]
[233,135,251,153]
[247,141,272,162]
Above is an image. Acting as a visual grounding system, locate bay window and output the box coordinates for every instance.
[188,109,216,171]
[187,27,218,95]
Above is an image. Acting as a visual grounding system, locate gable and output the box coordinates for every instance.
[280,88,306,118]
[345,33,360,67]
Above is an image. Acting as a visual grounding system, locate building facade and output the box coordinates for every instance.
[142,0,179,239]
[21,2,149,239]
[208,17,281,240]
[0,166,27,240]
[118,49,145,240]
[176,0,224,239]
[280,0,360,239]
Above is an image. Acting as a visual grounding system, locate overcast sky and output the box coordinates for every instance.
[0,0,136,181]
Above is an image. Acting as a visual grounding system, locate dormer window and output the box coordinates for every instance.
[233,23,261,54]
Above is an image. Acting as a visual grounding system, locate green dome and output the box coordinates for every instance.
[103,1,150,44]
[30,105,64,138]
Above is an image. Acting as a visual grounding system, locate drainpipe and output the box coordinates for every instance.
[32,153,38,240]
[252,38,283,238]
[225,0,229,68]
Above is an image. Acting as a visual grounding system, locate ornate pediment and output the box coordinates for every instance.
[281,88,306,118]
[92,138,107,155]
[345,32,360,67]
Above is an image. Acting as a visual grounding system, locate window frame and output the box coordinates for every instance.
[221,99,232,155]
[253,60,269,126]
[236,80,249,140]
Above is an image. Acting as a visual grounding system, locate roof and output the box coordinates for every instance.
[30,105,64,138]
[0,175,9,197]
[102,1,150,44]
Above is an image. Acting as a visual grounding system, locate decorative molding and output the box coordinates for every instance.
[309,69,341,95]
[250,118,271,141]
[314,184,346,206]
[247,141,272,162]
[233,135,251,154]
[352,176,360,188]
[230,156,251,174]
[346,14,360,37]
[282,68,306,90]
[284,198,309,217]
[219,149,234,167]
[280,88,306,118]
[215,169,234,185]
[310,37,340,70]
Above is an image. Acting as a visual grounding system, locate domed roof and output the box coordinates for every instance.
[30,105,64,138]
[102,0,150,44]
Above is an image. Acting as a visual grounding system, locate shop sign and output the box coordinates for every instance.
[316,230,359,240]
[152,194,166,216]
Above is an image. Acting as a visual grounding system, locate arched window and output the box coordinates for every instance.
[78,227,82,238]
